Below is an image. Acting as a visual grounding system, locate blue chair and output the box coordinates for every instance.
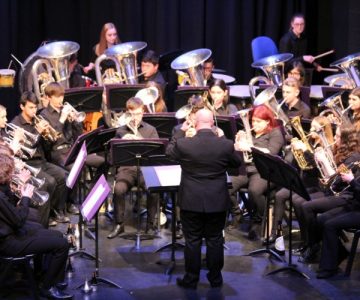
[251,36,279,62]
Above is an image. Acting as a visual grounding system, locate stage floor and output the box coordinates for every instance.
[2,210,360,300]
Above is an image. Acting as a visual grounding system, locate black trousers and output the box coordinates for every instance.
[0,227,70,289]
[180,210,227,286]
[318,206,360,271]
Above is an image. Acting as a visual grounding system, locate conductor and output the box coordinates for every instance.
[166,109,242,289]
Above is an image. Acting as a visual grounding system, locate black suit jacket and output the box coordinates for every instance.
[166,129,242,213]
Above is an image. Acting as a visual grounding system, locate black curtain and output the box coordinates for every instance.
[0,0,358,119]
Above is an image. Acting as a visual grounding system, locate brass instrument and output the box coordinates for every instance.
[34,115,62,142]
[328,161,360,196]
[62,102,86,122]
[14,157,41,176]
[95,41,147,85]
[249,53,293,100]
[135,87,159,114]
[236,108,254,163]
[117,112,143,139]
[5,123,40,146]
[290,116,314,170]
[3,136,36,159]
[11,176,49,206]
[330,52,360,88]
[319,92,352,124]
[171,48,212,87]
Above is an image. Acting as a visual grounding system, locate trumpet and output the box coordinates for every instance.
[5,123,40,146]
[34,115,62,142]
[62,102,86,122]
[11,177,49,206]
[3,136,36,158]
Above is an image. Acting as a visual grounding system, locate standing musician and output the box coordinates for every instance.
[166,108,242,289]
[107,97,160,239]
[208,79,238,116]
[11,92,70,226]
[0,153,73,300]
[230,105,285,239]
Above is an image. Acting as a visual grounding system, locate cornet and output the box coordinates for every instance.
[14,157,41,176]
[34,115,62,142]
[3,136,36,159]
[62,102,86,122]
[5,123,40,146]
[11,177,49,206]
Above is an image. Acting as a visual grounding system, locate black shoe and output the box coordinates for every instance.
[176,224,183,239]
[39,286,73,299]
[206,273,223,288]
[53,210,70,223]
[298,244,320,263]
[107,224,124,239]
[262,233,276,245]
[56,282,68,290]
[292,245,307,256]
[316,269,338,279]
[67,204,79,215]
[176,277,197,289]
[145,223,158,235]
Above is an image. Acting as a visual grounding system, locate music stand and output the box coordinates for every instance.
[250,148,310,278]
[142,113,179,139]
[173,87,208,111]
[106,84,145,112]
[79,175,122,289]
[64,86,103,112]
[109,138,169,250]
[141,165,185,276]
[215,115,237,141]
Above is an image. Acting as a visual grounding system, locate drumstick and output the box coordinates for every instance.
[313,50,335,60]
[320,68,339,72]
[7,60,13,69]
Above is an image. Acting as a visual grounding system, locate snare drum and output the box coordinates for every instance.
[0,69,16,87]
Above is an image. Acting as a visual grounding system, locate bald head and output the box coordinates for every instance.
[195,108,214,130]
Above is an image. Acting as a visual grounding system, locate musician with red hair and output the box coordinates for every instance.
[230,105,285,238]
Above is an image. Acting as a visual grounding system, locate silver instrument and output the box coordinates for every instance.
[249,53,293,100]
[11,177,49,206]
[62,102,86,122]
[171,49,212,87]
[135,87,159,114]
[236,108,254,163]
[319,91,352,124]
[3,136,36,158]
[14,157,41,176]
[5,123,40,146]
[330,52,360,88]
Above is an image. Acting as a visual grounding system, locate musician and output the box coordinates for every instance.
[316,168,360,279]
[203,57,216,86]
[285,60,306,86]
[348,87,360,130]
[282,77,311,118]
[11,92,70,226]
[139,50,166,91]
[0,154,73,300]
[209,79,237,116]
[166,108,242,289]
[83,22,120,75]
[230,105,285,239]
[69,53,86,88]
[299,124,360,263]
[144,81,167,113]
[108,97,159,238]
[0,104,23,155]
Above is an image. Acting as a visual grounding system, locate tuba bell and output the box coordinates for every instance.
[249,53,293,100]
[95,41,147,86]
[135,87,159,114]
[236,108,254,163]
[171,49,212,87]
[330,52,360,88]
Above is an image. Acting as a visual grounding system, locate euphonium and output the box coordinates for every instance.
[34,115,62,142]
[236,108,254,163]
[319,92,352,125]
[290,116,314,170]
[116,112,143,139]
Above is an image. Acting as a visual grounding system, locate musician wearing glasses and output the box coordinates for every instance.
[230,105,285,239]
[285,61,306,86]
[108,97,159,239]
[0,152,73,300]
[11,92,70,226]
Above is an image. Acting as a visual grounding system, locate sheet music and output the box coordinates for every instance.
[154,165,182,187]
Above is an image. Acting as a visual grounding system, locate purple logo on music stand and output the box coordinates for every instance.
[81,175,111,222]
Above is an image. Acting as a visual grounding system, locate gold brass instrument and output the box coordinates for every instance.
[31,41,80,99]
[62,102,86,122]
[290,116,314,170]
[95,41,147,85]
[328,161,360,196]
[249,53,293,100]
[236,108,254,163]
[135,87,159,114]
[319,91,352,124]
[5,123,40,146]
[171,48,212,87]
[33,115,62,142]
[330,52,360,88]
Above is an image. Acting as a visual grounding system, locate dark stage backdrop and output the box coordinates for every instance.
[1,0,359,118]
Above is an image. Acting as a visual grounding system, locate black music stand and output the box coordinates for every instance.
[250,148,310,278]
[215,115,237,141]
[142,113,179,139]
[109,139,169,250]
[141,165,185,276]
[106,84,145,112]
[173,87,208,111]
[64,86,103,112]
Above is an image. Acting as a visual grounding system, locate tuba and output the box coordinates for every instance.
[171,49,212,87]
[290,116,314,170]
[330,52,360,88]
[31,41,80,100]
[236,108,254,163]
[319,91,352,124]
[249,53,293,100]
[135,87,159,114]
[324,73,354,88]
[95,41,147,86]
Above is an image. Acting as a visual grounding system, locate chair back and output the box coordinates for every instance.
[251,36,278,62]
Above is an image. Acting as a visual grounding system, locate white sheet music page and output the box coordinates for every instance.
[154,165,182,186]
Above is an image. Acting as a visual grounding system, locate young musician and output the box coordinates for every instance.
[203,57,216,86]
[348,87,360,130]
[107,97,160,238]
[208,79,237,116]
[285,60,306,86]
[0,153,73,300]
[144,81,167,113]
[282,77,311,118]
[139,50,166,90]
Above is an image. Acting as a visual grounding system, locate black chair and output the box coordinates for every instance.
[0,254,39,299]
[345,228,360,276]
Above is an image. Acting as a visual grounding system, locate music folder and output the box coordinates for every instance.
[66,141,87,189]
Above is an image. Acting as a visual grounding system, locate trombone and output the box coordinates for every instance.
[62,102,86,122]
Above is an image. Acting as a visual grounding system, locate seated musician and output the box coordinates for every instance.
[208,79,237,116]
[10,92,70,226]
[139,50,166,91]
[203,57,216,86]
[107,97,160,239]
[0,151,73,300]
[282,77,311,119]
[230,105,285,239]
[348,87,360,130]
[144,81,167,113]
[285,60,306,86]
[0,104,23,155]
